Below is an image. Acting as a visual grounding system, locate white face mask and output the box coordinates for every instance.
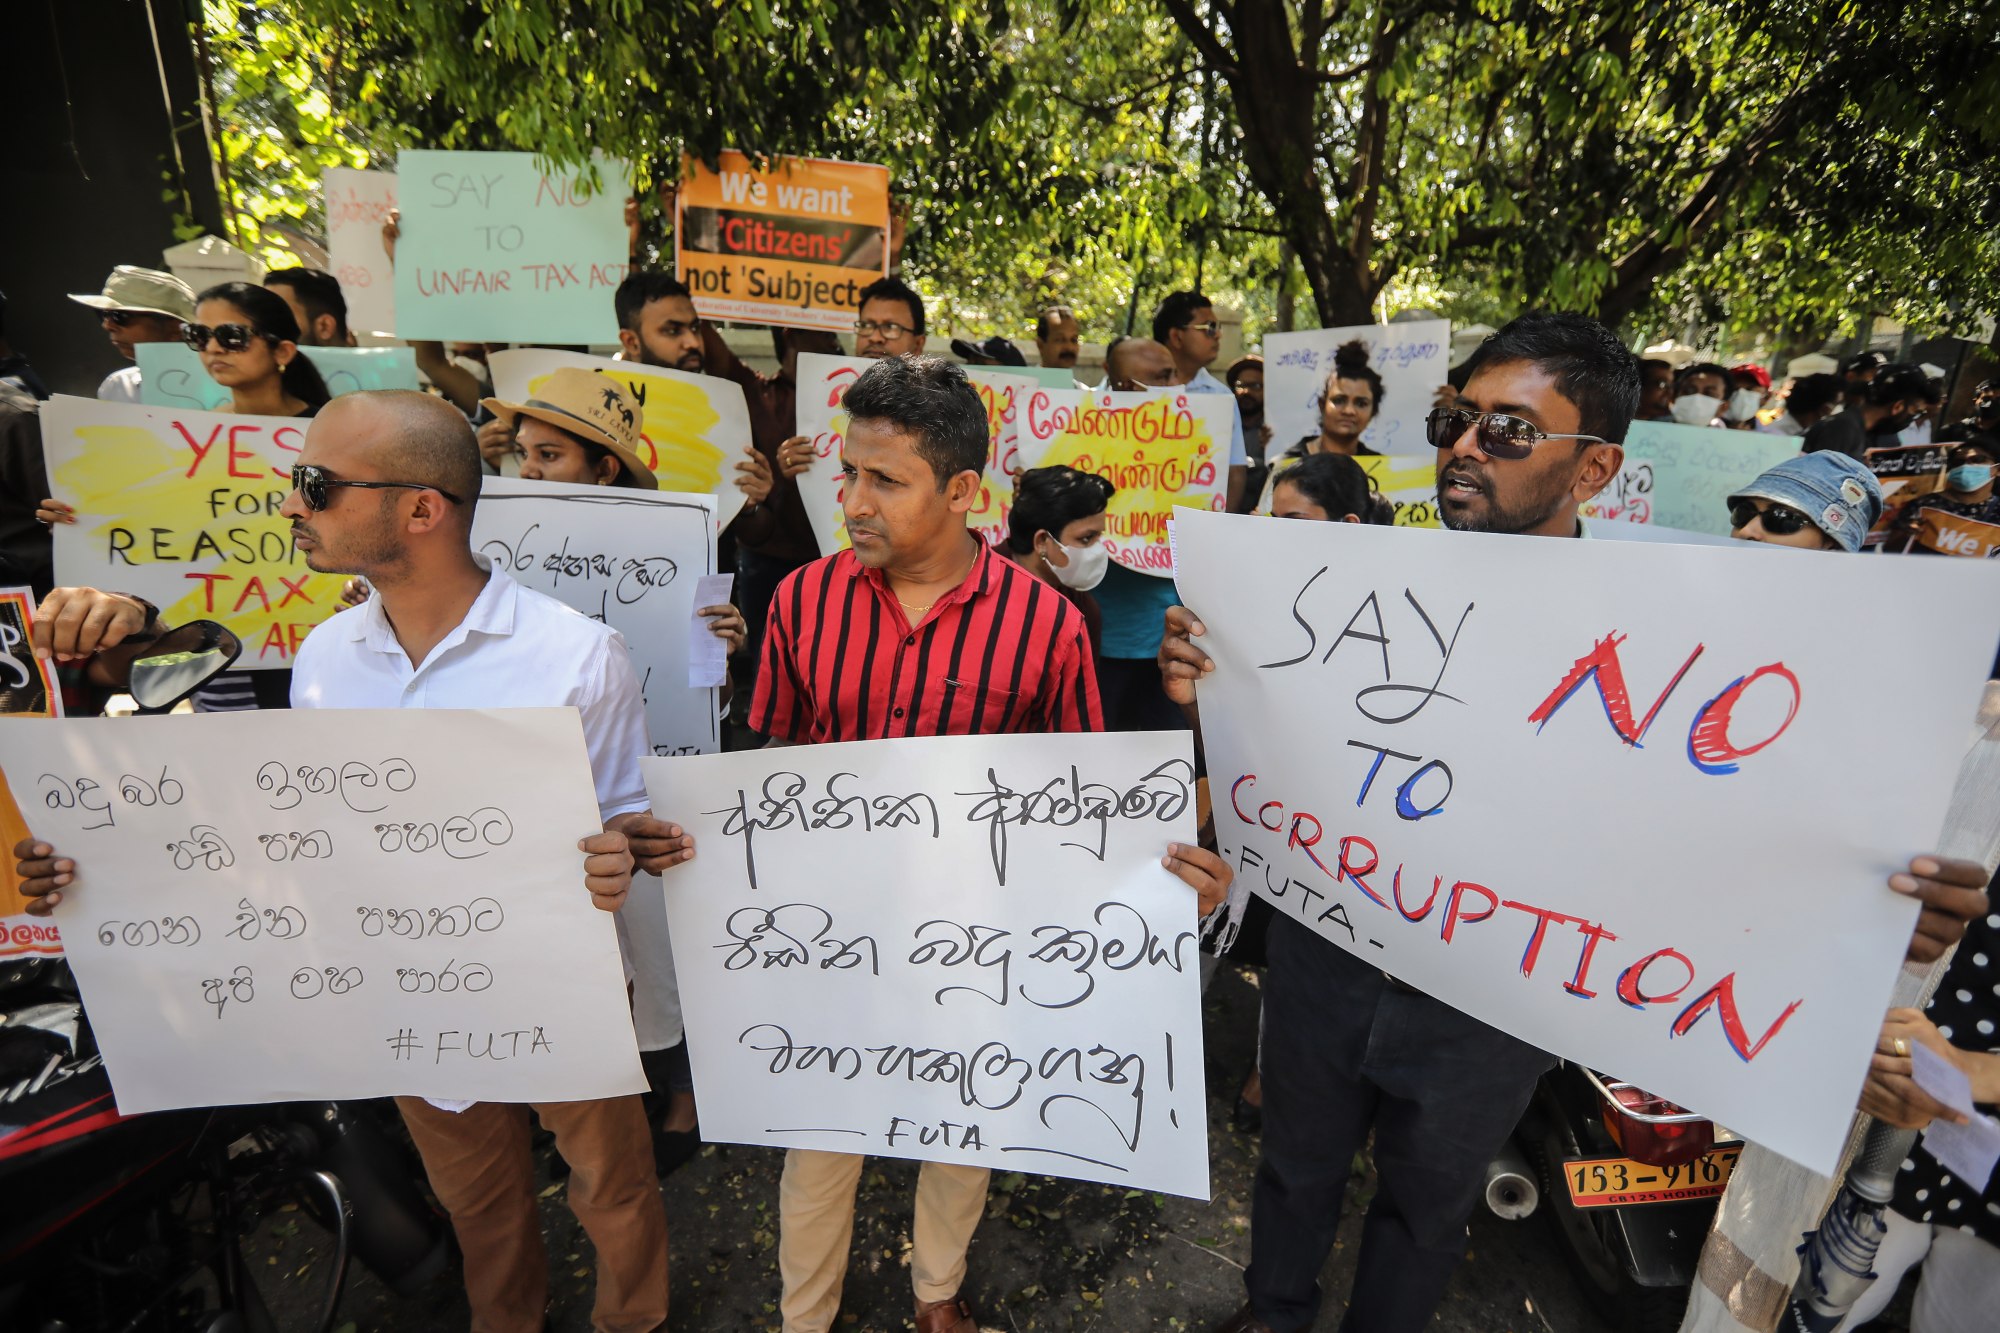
[1671,392,1724,426]
[1044,537,1108,592]
[1725,388,1766,422]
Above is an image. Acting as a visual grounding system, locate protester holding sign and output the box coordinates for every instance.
[1254,341,1393,515]
[68,265,195,404]
[741,355,1230,1333]
[1885,435,2000,556]
[1728,452,1884,551]
[1162,313,1993,1333]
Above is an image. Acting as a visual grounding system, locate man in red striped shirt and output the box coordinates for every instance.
[750,355,1231,1333]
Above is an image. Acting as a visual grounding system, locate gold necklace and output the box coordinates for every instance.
[897,596,935,615]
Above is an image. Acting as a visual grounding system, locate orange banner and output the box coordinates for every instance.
[676,152,890,332]
[1914,506,2000,557]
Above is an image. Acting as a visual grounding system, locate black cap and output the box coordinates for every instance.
[949,335,1027,367]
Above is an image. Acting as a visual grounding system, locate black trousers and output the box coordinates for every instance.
[1095,655,1189,733]
[1245,913,1553,1332]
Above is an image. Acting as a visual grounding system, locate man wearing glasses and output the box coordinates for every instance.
[1163,313,1992,1333]
[1153,290,1250,511]
[851,275,928,359]
[66,265,196,404]
[283,389,692,1333]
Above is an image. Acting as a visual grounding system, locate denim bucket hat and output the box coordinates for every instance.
[1728,450,1884,552]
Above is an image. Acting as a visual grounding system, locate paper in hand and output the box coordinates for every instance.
[688,573,735,688]
[1911,1040,1976,1118]
[1911,1039,2000,1190]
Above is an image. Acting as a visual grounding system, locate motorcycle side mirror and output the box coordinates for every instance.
[128,621,243,713]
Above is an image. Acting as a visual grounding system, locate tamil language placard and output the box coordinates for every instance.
[1172,508,2000,1174]
[642,731,1210,1198]
[488,348,753,531]
[138,344,419,411]
[471,479,723,755]
[1263,320,1452,457]
[43,395,342,669]
[1019,388,1230,576]
[393,149,629,343]
[323,166,400,337]
[0,708,645,1113]
[677,152,890,332]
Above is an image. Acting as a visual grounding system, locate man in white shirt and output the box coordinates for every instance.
[284,389,689,1332]
[66,266,196,403]
[1152,290,1250,510]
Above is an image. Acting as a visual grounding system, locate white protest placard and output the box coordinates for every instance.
[0,709,645,1113]
[472,479,721,756]
[1580,421,1800,536]
[323,166,399,337]
[392,149,629,343]
[1263,320,1452,457]
[488,348,753,532]
[642,732,1211,1198]
[1172,508,2000,1175]
[793,351,874,555]
[43,395,342,669]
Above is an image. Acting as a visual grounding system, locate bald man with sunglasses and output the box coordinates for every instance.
[17,388,695,1332]
[1160,313,1992,1333]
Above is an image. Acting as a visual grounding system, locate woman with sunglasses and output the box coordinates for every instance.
[185,281,331,419]
[1726,451,1883,551]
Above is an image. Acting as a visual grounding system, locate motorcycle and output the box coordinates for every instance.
[1487,1060,1740,1333]
[0,619,449,1331]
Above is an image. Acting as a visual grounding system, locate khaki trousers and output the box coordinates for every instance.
[397,1095,669,1333]
[777,1148,988,1333]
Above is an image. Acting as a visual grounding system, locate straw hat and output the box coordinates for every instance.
[68,266,197,321]
[482,367,656,489]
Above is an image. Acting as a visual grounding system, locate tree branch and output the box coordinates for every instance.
[1158,0,1239,77]
[1051,64,1200,119]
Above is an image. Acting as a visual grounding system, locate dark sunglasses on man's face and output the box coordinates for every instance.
[1425,407,1609,460]
[290,463,463,513]
[101,310,145,328]
[1729,499,1812,536]
[185,322,276,353]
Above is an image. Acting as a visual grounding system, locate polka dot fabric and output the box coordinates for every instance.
[1893,909,2000,1245]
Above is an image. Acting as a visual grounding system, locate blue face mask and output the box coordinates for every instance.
[1948,463,1996,492]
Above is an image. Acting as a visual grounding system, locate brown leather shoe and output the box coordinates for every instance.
[1211,1305,1276,1333]
[914,1295,977,1333]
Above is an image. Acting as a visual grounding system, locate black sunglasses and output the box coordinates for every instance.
[185,322,277,353]
[101,310,146,328]
[1729,499,1812,536]
[290,463,463,512]
[1425,407,1609,460]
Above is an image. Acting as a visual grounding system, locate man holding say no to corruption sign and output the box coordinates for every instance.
[1160,313,1997,1333]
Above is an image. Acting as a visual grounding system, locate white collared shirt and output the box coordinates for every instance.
[290,556,649,822]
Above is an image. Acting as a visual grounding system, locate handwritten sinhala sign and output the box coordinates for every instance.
[677,151,891,333]
[0,708,646,1113]
[1262,320,1452,458]
[642,731,1210,1199]
[471,479,722,756]
[323,166,400,337]
[1172,508,2000,1175]
[137,344,419,412]
[1581,421,1800,535]
[393,149,630,343]
[487,348,753,532]
[43,395,343,669]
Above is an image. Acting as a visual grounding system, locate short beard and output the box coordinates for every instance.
[1440,467,1579,536]
[304,495,409,579]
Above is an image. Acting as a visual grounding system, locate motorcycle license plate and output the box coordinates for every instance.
[1563,1143,1742,1209]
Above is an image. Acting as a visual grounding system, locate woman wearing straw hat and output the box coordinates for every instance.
[483,364,743,1173]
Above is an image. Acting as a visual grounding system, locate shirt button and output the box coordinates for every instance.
[893,707,906,719]
[904,635,915,646]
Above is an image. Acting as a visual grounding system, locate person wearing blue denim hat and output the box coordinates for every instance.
[1727,450,1884,551]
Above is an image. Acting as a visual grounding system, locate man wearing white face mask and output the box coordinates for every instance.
[1669,360,1732,427]
[1002,465,1115,659]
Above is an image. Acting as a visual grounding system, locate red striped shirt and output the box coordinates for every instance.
[750,542,1103,742]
